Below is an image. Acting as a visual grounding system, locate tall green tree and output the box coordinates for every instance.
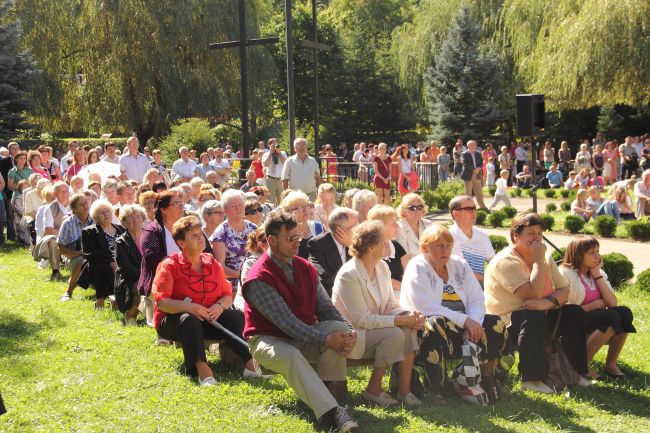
[424,5,508,143]
[0,0,37,140]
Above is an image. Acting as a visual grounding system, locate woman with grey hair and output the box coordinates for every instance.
[351,189,378,222]
[79,199,125,309]
[115,204,147,325]
[200,199,224,238]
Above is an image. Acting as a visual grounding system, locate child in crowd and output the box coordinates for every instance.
[585,187,603,215]
[70,175,84,193]
[486,157,496,187]
[489,170,511,210]
[564,171,578,189]
[437,146,451,182]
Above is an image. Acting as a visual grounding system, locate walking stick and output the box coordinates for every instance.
[183,297,249,349]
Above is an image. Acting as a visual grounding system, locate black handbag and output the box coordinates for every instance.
[545,310,580,389]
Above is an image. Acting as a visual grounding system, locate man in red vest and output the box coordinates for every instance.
[242,210,358,432]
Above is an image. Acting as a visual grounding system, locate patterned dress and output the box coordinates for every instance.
[209,220,256,292]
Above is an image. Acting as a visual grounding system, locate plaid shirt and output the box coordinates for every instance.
[58,214,94,249]
[245,251,349,346]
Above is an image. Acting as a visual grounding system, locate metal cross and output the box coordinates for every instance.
[210,0,278,157]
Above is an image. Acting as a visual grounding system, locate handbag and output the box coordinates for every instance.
[545,309,580,389]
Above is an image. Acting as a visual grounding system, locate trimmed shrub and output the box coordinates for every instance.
[560,189,571,198]
[487,186,497,197]
[593,215,617,238]
[543,189,556,198]
[489,235,509,253]
[626,219,650,242]
[634,269,650,292]
[487,210,507,227]
[159,118,216,164]
[551,247,566,263]
[510,188,522,197]
[546,203,557,213]
[602,253,634,289]
[422,180,464,211]
[564,215,585,233]
[502,206,517,218]
[539,214,555,231]
[560,200,572,212]
[476,208,488,225]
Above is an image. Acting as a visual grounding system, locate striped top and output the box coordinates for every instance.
[449,223,495,279]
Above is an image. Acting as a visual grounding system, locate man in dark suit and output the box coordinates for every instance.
[307,207,359,297]
[460,139,488,210]
[0,142,20,241]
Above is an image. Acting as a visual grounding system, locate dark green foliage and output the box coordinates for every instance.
[593,215,617,237]
[0,0,37,139]
[602,253,634,289]
[476,208,488,225]
[487,210,506,227]
[487,186,497,197]
[626,219,650,242]
[560,189,571,198]
[551,247,567,263]
[421,180,464,211]
[423,6,508,144]
[489,235,509,253]
[561,200,572,212]
[510,188,523,197]
[634,269,650,292]
[564,215,585,233]
[502,206,517,218]
[159,118,216,164]
[546,203,558,213]
[539,214,555,231]
[543,189,556,198]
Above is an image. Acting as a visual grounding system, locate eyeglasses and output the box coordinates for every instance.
[286,204,311,213]
[143,200,155,207]
[206,210,224,216]
[270,233,303,242]
[168,201,184,208]
[454,206,477,212]
[245,207,262,216]
[406,204,425,211]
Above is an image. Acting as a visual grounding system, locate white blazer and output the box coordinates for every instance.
[395,218,432,257]
[558,266,613,305]
[332,257,406,359]
[400,254,485,328]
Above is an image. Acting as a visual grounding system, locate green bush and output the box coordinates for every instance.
[510,188,523,198]
[487,186,497,197]
[489,235,509,253]
[546,202,557,213]
[476,208,488,225]
[487,210,507,227]
[422,180,464,211]
[543,189,556,198]
[626,219,650,241]
[539,214,555,231]
[560,200,572,212]
[159,118,216,164]
[593,215,617,238]
[602,253,634,289]
[502,206,517,218]
[551,247,567,263]
[560,189,571,198]
[564,215,585,233]
[634,269,650,292]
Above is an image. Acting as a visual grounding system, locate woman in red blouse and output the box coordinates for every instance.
[152,216,264,385]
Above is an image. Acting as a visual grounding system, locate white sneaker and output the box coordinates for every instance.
[198,376,217,386]
[521,380,554,394]
[39,259,48,269]
[397,392,422,407]
[60,293,71,302]
[577,376,594,387]
[243,363,273,379]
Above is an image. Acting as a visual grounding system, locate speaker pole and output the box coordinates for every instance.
[530,135,537,213]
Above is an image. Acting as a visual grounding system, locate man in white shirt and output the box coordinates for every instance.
[59,141,79,173]
[119,137,150,182]
[171,146,198,182]
[262,137,287,205]
[282,138,321,201]
[449,195,495,286]
[101,141,120,164]
[210,147,231,186]
[514,142,529,174]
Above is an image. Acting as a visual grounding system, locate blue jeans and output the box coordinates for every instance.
[596,201,620,222]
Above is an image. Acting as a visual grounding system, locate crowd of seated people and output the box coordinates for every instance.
[0,135,641,433]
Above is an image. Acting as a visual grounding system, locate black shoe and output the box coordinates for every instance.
[50,270,63,281]
[319,406,357,433]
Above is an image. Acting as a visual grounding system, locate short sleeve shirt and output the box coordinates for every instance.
[484,246,568,325]
[119,153,151,182]
[209,220,257,274]
[281,155,320,194]
[449,223,495,278]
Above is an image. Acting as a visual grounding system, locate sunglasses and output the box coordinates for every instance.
[271,233,303,242]
[406,204,425,211]
[454,206,477,212]
[245,208,263,216]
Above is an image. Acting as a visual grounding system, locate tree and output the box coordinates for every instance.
[0,0,37,141]
[424,5,508,143]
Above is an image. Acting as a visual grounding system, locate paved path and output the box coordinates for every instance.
[427,196,650,277]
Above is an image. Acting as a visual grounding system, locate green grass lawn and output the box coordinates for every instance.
[1,241,650,432]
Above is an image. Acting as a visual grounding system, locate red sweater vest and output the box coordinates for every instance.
[242,252,318,339]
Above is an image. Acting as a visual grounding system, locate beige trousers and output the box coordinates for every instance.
[265,177,284,206]
[33,235,61,271]
[464,176,486,209]
[248,320,349,418]
[358,327,419,368]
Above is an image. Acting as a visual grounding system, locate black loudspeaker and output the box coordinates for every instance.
[516,94,545,136]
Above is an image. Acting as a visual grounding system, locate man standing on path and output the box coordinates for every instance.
[242,210,358,432]
[119,137,150,182]
[282,138,321,202]
[262,138,286,205]
[460,140,488,210]
[449,195,495,286]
